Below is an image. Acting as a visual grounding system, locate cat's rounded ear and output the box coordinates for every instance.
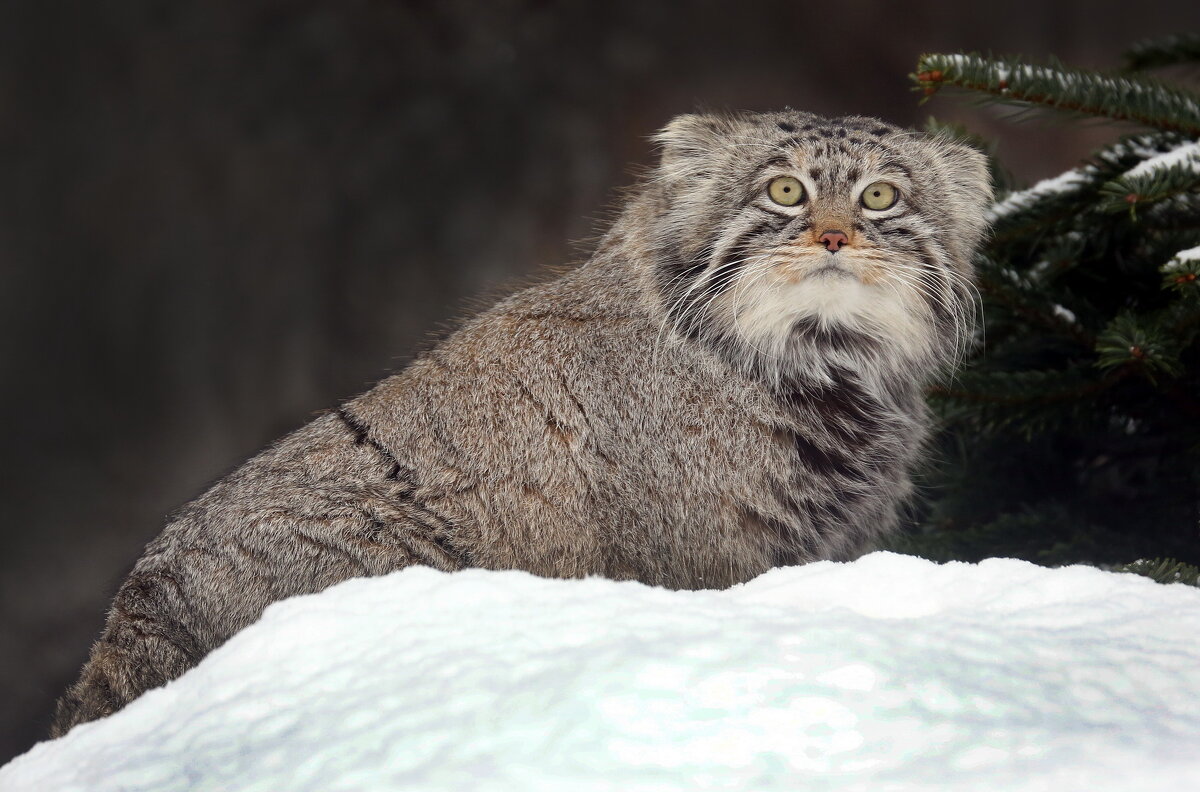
[653,114,724,179]
[931,136,994,207]
[940,137,992,191]
[928,135,995,253]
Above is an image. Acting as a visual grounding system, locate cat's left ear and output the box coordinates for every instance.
[929,135,994,251]
[931,136,994,207]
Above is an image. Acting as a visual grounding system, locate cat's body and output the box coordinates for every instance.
[51,110,990,736]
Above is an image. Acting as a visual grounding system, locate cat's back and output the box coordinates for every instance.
[140,259,779,609]
[124,408,427,649]
[341,258,792,586]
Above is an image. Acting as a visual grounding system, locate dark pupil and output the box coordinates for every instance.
[873,191,881,197]
[783,186,791,193]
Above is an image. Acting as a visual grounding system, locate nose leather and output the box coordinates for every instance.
[819,230,849,252]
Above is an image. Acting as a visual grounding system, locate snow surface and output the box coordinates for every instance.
[5,553,1200,792]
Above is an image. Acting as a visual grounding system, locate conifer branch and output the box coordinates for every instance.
[913,53,1200,135]
[1123,34,1200,72]
[928,367,1132,438]
[987,133,1188,240]
[909,47,1200,569]
[1161,244,1200,293]
[1098,140,1200,214]
[1140,194,1200,231]
[1095,313,1184,383]
[928,368,1123,408]
[1115,558,1200,586]
[975,268,1095,348]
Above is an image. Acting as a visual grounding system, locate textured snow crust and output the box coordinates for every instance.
[5,552,1200,792]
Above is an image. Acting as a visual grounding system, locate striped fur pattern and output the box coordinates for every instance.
[51,110,991,736]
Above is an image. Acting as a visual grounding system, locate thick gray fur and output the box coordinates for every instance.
[51,110,991,736]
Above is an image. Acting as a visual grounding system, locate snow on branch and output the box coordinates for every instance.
[986,133,1198,234]
[1171,244,1200,263]
[987,168,1091,223]
[1162,243,1200,293]
[1123,139,1200,179]
[1099,139,1200,214]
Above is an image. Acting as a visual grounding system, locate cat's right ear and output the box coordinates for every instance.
[654,114,722,179]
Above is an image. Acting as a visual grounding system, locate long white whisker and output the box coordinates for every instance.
[652,251,774,369]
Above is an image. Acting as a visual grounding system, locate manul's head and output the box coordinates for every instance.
[642,110,992,387]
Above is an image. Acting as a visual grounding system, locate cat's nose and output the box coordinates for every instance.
[819,230,849,252]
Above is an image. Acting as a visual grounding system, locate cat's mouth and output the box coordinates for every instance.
[808,263,854,279]
[775,246,875,284]
[777,254,855,284]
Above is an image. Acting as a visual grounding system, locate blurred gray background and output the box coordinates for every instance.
[3,0,1198,763]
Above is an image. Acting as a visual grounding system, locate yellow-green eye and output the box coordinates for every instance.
[861,181,898,210]
[768,176,804,206]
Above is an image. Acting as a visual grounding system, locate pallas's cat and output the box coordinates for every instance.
[52,110,991,735]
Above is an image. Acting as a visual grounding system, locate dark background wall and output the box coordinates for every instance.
[3,0,1197,764]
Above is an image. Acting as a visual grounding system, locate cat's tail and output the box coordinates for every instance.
[49,571,205,738]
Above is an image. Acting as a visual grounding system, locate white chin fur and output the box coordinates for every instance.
[729,275,932,365]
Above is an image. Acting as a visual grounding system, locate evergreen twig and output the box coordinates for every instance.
[987,132,1188,240]
[1114,558,1200,586]
[904,47,1200,573]
[1123,34,1200,73]
[1097,141,1200,215]
[912,53,1200,135]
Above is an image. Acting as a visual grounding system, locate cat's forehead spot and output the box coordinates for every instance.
[779,138,897,189]
[776,132,896,157]
[762,114,903,150]
[738,113,913,189]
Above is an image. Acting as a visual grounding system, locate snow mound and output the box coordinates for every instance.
[5,553,1200,791]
